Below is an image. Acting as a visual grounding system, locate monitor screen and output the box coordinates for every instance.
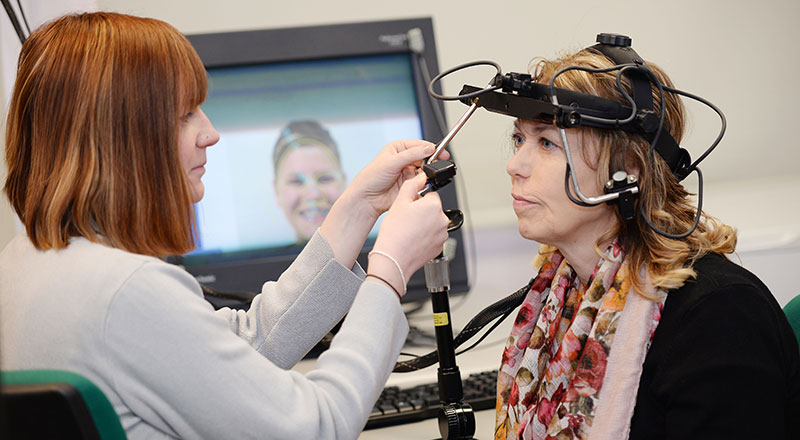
[191,54,420,257]
[182,18,470,305]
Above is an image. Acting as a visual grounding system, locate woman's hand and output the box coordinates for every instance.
[347,140,449,219]
[366,173,450,297]
[320,140,449,268]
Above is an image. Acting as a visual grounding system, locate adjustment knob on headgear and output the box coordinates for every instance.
[596,33,632,47]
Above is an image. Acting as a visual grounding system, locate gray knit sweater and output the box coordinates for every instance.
[0,230,408,439]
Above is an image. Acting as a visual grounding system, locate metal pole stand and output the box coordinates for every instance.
[424,253,476,440]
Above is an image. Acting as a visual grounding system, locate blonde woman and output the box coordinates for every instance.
[272,120,347,243]
[494,47,800,439]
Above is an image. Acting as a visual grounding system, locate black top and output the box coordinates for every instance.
[629,252,800,439]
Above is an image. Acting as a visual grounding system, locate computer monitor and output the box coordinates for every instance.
[179,17,470,305]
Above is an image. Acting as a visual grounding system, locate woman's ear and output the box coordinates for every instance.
[627,164,641,180]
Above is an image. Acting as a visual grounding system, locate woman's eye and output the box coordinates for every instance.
[181,112,194,122]
[540,137,557,149]
[511,133,525,149]
[315,174,336,185]
[287,175,304,186]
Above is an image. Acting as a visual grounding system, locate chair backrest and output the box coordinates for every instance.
[1,369,126,440]
[783,295,800,349]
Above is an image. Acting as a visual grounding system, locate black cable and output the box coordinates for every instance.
[428,60,502,101]
[563,165,594,207]
[15,0,29,34]
[548,64,639,126]
[635,68,706,239]
[416,53,449,137]
[454,302,515,355]
[1,0,27,44]
[393,278,534,372]
[644,66,667,173]
[448,155,479,314]
[405,28,449,136]
[551,64,640,210]
[640,167,704,240]
[398,351,423,358]
[640,86,724,240]
[664,86,727,170]
[551,60,718,240]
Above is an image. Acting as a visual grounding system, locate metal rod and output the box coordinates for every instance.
[427,101,479,165]
[551,91,636,205]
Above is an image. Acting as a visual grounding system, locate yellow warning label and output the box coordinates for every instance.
[433,312,449,327]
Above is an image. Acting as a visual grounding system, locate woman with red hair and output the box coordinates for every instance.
[1,12,449,439]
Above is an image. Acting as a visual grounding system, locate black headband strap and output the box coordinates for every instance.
[589,35,692,179]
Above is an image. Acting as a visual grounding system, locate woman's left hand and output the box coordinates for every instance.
[320,139,449,268]
[347,140,449,219]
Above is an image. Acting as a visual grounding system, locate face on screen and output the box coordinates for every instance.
[273,145,347,241]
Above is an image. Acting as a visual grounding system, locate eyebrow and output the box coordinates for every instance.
[513,119,556,136]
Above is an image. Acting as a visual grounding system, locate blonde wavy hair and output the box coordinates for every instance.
[531,48,736,294]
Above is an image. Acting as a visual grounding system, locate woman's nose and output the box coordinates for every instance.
[303,182,323,197]
[506,148,530,179]
[198,110,220,148]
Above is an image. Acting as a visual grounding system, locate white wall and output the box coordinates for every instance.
[2,0,799,300]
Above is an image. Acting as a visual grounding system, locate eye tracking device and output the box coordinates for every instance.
[427,33,726,239]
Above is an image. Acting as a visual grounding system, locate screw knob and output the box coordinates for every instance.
[596,33,632,47]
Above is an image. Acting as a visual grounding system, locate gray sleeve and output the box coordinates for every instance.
[103,263,408,440]
[214,229,366,369]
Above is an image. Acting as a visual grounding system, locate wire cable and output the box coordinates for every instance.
[563,165,595,207]
[640,167,704,239]
[416,54,449,136]
[549,64,640,126]
[549,64,644,207]
[549,59,722,240]
[428,60,502,101]
[1,0,27,44]
[15,0,29,34]
[393,279,534,372]
[634,68,707,239]
[665,86,727,170]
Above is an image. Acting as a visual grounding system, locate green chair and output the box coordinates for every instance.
[1,369,126,440]
[783,295,800,349]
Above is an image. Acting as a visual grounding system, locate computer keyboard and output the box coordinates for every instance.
[365,369,498,430]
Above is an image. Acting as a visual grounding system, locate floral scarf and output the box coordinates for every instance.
[495,241,666,440]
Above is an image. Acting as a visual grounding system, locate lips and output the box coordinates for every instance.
[511,193,534,202]
[189,163,206,176]
[511,193,538,209]
[296,202,332,223]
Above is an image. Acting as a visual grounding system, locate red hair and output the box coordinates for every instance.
[4,12,207,256]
